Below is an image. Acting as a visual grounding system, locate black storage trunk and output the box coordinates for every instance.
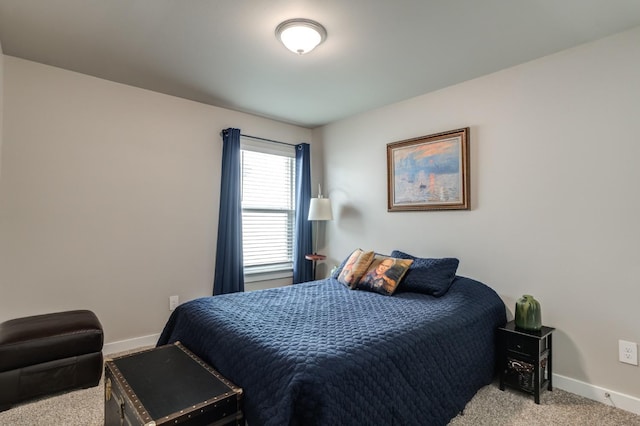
[104,342,243,426]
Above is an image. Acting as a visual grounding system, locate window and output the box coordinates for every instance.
[240,139,296,277]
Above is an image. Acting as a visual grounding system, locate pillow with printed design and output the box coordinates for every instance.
[355,255,413,296]
[336,249,375,289]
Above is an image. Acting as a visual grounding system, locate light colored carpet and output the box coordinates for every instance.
[449,384,640,426]
[1,364,639,425]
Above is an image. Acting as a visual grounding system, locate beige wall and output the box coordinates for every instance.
[316,27,640,400]
[0,57,312,343]
[0,40,4,176]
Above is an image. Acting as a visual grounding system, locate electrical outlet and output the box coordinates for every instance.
[618,340,638,365]
[169,295,179,311]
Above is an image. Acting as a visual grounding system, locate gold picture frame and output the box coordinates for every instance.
[387,128,470,211]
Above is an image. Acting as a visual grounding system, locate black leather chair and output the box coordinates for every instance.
[0,310,103,411]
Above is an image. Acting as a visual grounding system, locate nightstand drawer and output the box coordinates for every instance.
[505,333,538,356]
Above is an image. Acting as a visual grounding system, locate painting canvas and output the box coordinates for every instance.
[387,128,469,211]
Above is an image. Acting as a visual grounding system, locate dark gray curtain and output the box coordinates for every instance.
[213,128,244,295]
[292,143,313,283]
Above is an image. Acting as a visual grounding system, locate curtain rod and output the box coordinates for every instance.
[220,130,297,147]
[242,134,297,147]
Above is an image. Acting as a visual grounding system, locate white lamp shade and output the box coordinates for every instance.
[308,198,333,221]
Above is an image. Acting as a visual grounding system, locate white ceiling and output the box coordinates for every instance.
[1,1,640,128]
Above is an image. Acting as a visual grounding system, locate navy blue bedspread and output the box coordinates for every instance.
[157,276,506,426]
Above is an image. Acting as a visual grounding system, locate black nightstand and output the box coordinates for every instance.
[498,320,555,404]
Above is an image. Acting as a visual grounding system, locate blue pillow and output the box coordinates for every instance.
[390,250,459,297]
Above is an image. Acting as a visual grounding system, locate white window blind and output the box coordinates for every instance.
[240,140,296,275]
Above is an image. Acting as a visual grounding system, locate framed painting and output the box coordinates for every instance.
[387,128,470,211]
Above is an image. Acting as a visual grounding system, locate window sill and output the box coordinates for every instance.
[244,269,292,283]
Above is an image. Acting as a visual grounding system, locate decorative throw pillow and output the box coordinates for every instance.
[332,250,392,279]
[332,252,352,279]
[391,250,459,297]
[355,255,413,296]
[336,249,375,289]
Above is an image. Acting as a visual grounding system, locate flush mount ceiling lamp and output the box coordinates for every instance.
[275,18,327,55]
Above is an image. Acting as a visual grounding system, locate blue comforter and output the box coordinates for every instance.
[157,277,506,426]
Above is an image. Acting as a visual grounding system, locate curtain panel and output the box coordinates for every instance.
[213,128,245,295]
[292,143,313,283]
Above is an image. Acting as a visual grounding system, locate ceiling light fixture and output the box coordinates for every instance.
[275,18,327,55]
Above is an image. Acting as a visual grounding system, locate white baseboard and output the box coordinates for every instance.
[103,333,161,355]
[554,373,640,415]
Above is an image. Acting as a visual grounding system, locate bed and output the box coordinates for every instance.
[157,275,506,426]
